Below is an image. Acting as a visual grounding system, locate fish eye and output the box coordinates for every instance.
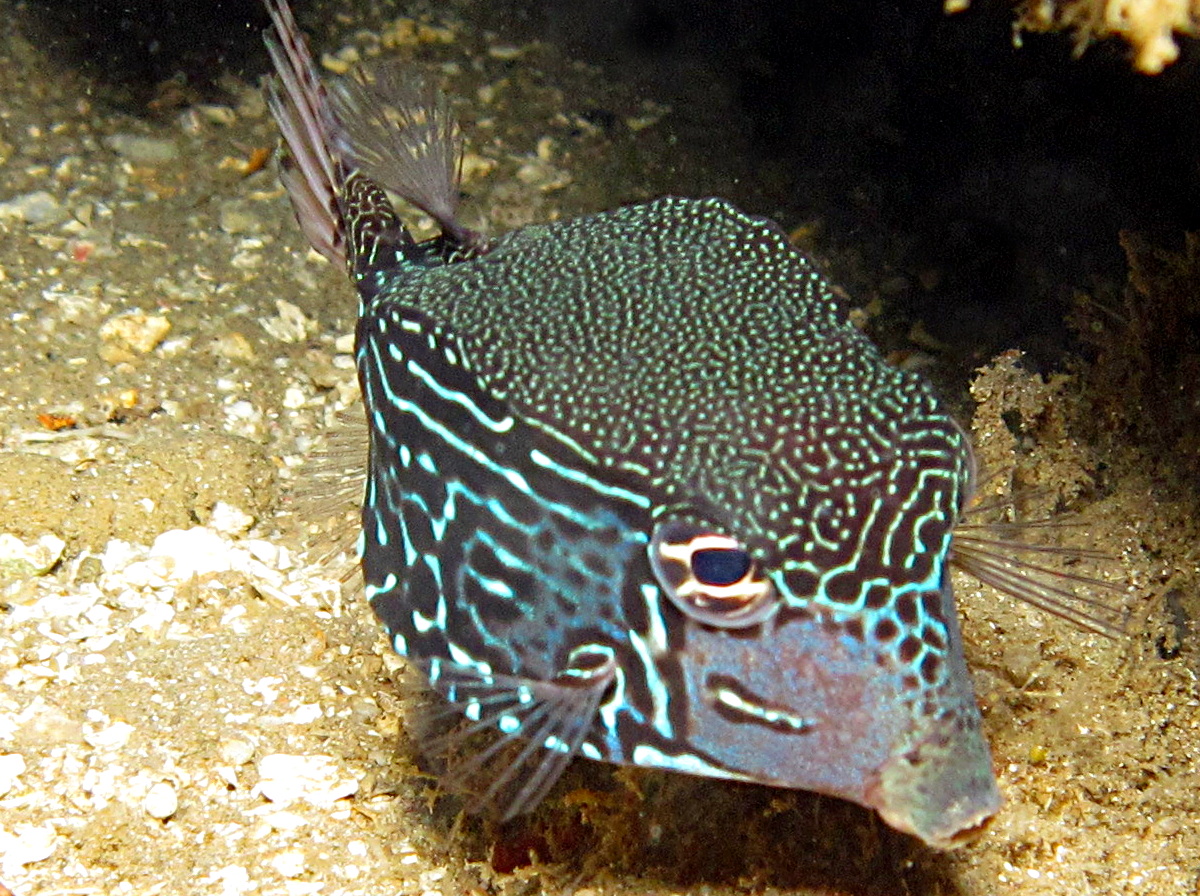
[691,546,752,586]
[649,521,778,628]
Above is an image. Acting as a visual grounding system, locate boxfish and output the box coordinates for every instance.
[262,0,1119,848]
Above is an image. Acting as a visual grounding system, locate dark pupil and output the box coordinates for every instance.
[691,548,751,586]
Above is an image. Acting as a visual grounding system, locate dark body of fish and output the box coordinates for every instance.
[263,0,1002,848]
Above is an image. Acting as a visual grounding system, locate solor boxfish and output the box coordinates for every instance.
[262,0,1123,848]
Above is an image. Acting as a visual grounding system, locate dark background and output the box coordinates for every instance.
[15,0,1200,363]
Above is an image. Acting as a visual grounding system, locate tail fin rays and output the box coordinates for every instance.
[264,0,435,283]
[262,0,346,267]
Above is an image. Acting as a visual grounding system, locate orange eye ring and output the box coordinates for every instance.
[649,521,778,628]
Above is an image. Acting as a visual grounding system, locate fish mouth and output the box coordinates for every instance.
[868,713,1002,849]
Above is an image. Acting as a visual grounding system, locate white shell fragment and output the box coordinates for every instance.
[208,501,256,538]
[259,299,318,343]
[0,823,58,876]
[0,753,26,798]
[254,754,359,808]
[0,533,65,578]
[270,848,308,878]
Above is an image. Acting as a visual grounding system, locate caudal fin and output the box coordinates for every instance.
[265,0,426,297]
[262,0,346,267]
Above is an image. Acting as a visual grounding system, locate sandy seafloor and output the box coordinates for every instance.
[1,1,1199,895]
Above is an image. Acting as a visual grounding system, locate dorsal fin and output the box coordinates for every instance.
[329,62,485,252]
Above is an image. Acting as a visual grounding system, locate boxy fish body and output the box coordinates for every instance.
[264,0,1001,847]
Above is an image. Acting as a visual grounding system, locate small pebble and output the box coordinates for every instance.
[83,720,134,750]
[515,157,571,192]
[320,50,354,75]
[104,133,180,165]
[283,385,308,409]
[211,331,258,362]
[219,736,256,766]
[0,190,67,226]
[99,311,171,355]
[195,104,237,126]
[0,822,57,871]
[260,300,318,343]
[224,399,267,441]
[487,44,525,60]
[218,201,263,235]
[147,527,235,580]
[0,533,65,579]
[143,781,179,820]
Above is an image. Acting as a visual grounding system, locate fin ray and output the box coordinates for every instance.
[952,525,1127,638]
[418,657,615,818]
[329,63,466,239]
[262,0,345,265]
